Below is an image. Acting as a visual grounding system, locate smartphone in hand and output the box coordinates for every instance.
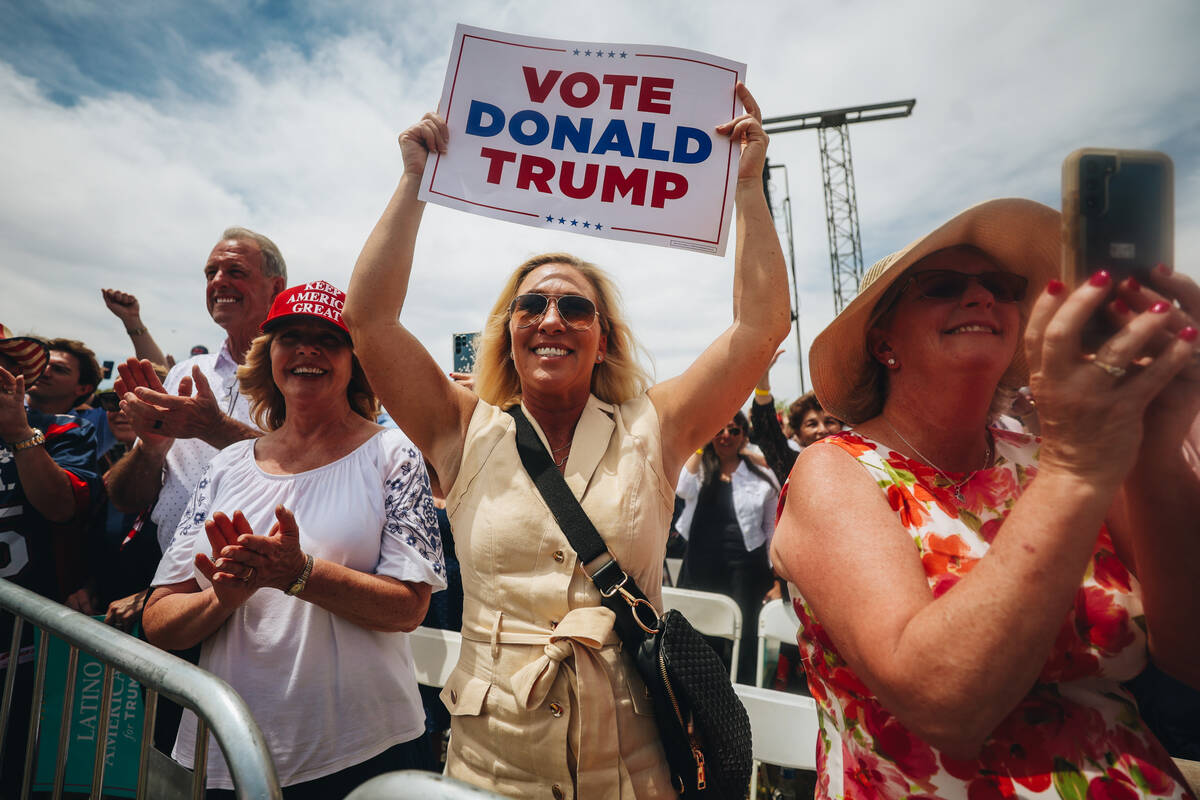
[452,332,479,374]
[1062,148,1173,350]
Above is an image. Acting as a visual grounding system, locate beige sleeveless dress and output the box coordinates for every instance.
[442,393,676,799]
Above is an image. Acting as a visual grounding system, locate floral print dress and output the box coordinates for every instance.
[785,429,1194,800]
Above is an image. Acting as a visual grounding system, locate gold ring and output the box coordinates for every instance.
[1090,359,1127,378]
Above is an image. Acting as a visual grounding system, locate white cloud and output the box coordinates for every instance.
[1,0,1197,406]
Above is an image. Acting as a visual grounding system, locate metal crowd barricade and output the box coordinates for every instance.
[0,578,281,799]
[346,770,505,799]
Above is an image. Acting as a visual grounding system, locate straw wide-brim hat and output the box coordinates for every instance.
[810,198,1061,424]
[0,324,50,384]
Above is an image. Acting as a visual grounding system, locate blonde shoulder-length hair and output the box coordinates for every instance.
[474,253,651,409]
[237,329,378,431]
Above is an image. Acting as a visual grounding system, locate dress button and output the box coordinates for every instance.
[549,702,564,718]
[552,785,564,800]
[553,550,565,563]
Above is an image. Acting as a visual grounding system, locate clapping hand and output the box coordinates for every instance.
[0,367,32,443]
[196,511,259,609]
[216,505,307,593]
[116,357,224,443]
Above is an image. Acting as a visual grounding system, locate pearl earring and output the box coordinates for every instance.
[886,357,897,367]
[596,354,604,363]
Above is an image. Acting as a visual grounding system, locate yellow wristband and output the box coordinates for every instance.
[754,388,771,397]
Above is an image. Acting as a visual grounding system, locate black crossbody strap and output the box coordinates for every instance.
[504,406,658,643]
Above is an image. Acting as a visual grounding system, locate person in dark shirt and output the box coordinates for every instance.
[0,324,100,796]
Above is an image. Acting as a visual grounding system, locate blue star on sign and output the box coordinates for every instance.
[558,217,566,224]
[546,214,554,222]
[583,221,591,228]
[608,51,615,57]
[584,49,592,56]
[570,219,578,226]
[596,49,604,58]
[595,223,604,230]
[573,49,580,55]
[619,51,627,58]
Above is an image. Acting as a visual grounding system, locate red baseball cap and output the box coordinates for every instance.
[262,281,348,335]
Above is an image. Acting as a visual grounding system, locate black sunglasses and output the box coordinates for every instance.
[95,390,121,412]
[509,293,598,330]
[718,425,743,437]
[899,270,1028,304]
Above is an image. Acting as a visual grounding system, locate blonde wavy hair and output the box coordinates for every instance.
[237,329,378,431]
[474,253,651,408]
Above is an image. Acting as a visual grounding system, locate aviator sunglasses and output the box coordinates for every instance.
[897,269,1028,304]
[509,293,599,330]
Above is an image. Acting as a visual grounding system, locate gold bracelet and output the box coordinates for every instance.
[9,429,45,452]
[126,326,148,336]
[753,388,772,397]
[285,553,315,596]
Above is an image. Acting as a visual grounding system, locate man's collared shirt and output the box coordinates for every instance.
[149,340,255,551]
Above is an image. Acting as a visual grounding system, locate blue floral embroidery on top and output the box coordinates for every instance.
[384,448,444,576]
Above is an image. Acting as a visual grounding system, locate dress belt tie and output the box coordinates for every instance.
[500,606,622,797]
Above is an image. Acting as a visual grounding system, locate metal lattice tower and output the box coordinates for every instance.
[764,100,915,314]
[817,123,864,312]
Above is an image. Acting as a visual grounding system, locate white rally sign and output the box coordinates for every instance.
[419,25,746,256]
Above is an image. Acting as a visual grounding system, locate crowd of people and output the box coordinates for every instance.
[1,79,1198,800]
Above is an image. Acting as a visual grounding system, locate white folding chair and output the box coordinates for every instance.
[663,557,683,587]
[755,598,801,688]
[734,683,819,797]
[409,626,462,688]
[659,586,742,681]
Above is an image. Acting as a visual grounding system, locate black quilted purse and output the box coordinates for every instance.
[506,407,753,798]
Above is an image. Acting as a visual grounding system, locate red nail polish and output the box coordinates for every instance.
[1112,298,1130,314]
[1181,327,1198,342]
[1156,263,1173,276]
[1124,277,1141,291]
[1150,301,1170,313]
[1089,271,1111,287]
[1046,279,1065,296]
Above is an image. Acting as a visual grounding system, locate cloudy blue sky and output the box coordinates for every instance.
[2,0,1197,403]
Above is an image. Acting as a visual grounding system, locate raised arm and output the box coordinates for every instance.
[343,113,476,489]
[748,350,797,484]
[102,289,169,367]
[649,84,791,479]
[771,276,1198,757]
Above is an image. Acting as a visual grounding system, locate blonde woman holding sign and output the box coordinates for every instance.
[345,82,789,798]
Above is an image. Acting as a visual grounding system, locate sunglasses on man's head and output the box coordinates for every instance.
[95,390,121,412]
[899,270,1028,304]
[509,293,598,330]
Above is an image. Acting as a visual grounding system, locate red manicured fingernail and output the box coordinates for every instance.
[1089,270,1111,287]
[1046,279,1065,296]
[1156,263,1173,276]
[1180,327,1198,342]
[1112,298,1130,314]
[1124,277,1140,291]
[1150,301,1170,313]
